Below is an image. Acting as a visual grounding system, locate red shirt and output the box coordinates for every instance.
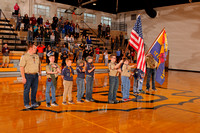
[96,48,100,54]
[37,45,45,53]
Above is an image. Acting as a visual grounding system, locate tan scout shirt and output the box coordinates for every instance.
[19,52,40,73]
[121,64,131,77]
[108,62,119,76]
[146,56,158,69]
[46,63,59,79]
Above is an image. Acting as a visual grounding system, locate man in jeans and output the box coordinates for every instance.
[45,55,61,107]
[108,55,123,104]
[19,43,41,109]
[85,56,95,102]
[146,53,158,91]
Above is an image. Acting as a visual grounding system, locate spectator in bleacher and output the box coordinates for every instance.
[60,16,64,23]
[116,49,121,63]
[23,14,29,31]
[130,49,135,63]
[105,32,110,46]
[60,50,68,69]
[106,25,110,34]
[44,29,51,47]
[37,15,43,26]
[89,46,94,57]
[69,35,74,51]
[98,23,102,38]
[14,3,20,15]
[30,14,37,26]
[64,22,69,35]
[104,49,108,66]
[82,29,87,39]
[16,13,22,31]
[46,45,53,64]
[53,14,58,26]
[52,44,59,63]
[2,44,10,68]
[33,24,38,39]
[51,21,56,30]
[75,24,80,40]
[73,43,79,62]
[86,35,92,46]
[26,20,33,30]
[95,45,100,63]
[126,49,131,59]
[124,32,128,47]
[61,44,69,54]
[101,46,106,63]
[83,47,89,61]
[119,32,124,47]
[121,49,125,59]
[78,47,83,60]
[54,27,60,44]
[102,24,106,38]
[61,27,65,39]
[37,44,45,62]
[64,34,69,48]
[115,36,119,50]
[27,27,33,44]
[44,20,50,30]
[36,26,43,45]
[111,37,115,53]
[50,32,55,47]
[68,23,73,36]
[58,19,63,32]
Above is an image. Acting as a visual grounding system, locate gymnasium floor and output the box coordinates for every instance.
[0,71,200,133]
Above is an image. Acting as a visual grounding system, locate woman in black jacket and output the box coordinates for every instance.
[23,14,29,31]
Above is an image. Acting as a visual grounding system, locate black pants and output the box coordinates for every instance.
[73,53,78,62]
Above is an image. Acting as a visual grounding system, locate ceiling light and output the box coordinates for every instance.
[93,3,96,5]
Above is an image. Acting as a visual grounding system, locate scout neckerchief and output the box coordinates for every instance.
[67,66,73,77]
[49,63,57,88]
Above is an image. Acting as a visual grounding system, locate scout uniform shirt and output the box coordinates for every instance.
[62,66,74,81]
[86,63,95,77]
[108,62,119,76]
[76,66,85,79]
[19,52,40,74]
[146,56,158,69]
[46,63,59,79]
[121,64,131,77]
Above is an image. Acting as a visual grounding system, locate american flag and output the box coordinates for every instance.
[129,15,146,73]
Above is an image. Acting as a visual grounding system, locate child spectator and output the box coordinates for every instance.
[95,45,100,63]
[37,44,45,62]
[104,49,108,66]
[2,44,10,68]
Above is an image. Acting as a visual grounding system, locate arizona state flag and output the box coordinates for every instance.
[150,29,168,85]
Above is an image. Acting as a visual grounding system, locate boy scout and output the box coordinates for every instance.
[62,59,75,105]
[19,43,41,109]
[46,55,61,107]
[108,55,123,104]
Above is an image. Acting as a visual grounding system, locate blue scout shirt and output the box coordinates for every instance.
[76,66,85,79]
[86,63,95,77]
[62,66,74,81]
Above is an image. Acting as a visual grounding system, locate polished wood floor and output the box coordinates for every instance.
[0,71,200,133]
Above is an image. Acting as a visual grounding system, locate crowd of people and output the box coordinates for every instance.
[20,43,157,108]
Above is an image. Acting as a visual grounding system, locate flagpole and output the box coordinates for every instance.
[145,27,165,55]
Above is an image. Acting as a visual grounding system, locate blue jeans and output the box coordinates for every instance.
[133,77,143,93]
[86,75,94,100]
[108,76,119,101]
[146,68,156,89]
[121,76,130,99]
[24,74,38,106]
[45,79,56,103]
[76,78,85,101]
[95,54,99,63]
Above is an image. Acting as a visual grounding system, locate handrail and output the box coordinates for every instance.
[80,20,106,45]
[0,9,15,34]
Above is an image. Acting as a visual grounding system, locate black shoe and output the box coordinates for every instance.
[146,88,150,92]
[51,102,58,106]
[46,103,51,107]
